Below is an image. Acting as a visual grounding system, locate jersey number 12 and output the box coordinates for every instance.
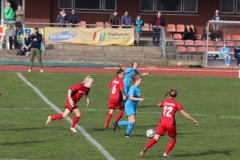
[163,106,173,117]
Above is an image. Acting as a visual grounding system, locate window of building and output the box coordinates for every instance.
[59,0,73,9]
[75,0,101,10]
[220,0,234,13]
[183,0,198,12]
[236,0,240,13]
[140,0,154,11]
[156,0,181,12]
[102,0,116,10]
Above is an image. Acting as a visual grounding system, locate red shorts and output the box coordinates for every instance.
[65,99,78,112]
[108,101,123,110]
[155,123,177,138]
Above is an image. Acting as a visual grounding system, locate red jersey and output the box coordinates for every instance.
[109,77,124,103]
[68,83,90,102]
[159,99,183,126]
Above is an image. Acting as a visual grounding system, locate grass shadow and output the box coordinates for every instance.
[2,140,46,145]
[176,149,233,158]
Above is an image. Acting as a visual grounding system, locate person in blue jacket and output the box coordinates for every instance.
[134,15,144,46]
[113,74,144,138]
[121,11,132,28]
[68,9,80,27]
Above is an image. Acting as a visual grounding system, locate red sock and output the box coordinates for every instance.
[71,116,80,128]
[145,138,157,149]
[115,111,123,122]
[165,139,176,154]
[105,113,112,126]
[51,114,63,121]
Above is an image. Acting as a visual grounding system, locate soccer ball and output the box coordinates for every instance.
[177,62,183,67]
[146,129,155,138]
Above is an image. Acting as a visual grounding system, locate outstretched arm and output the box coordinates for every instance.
[180,110,198,126]
[141,70,152,76]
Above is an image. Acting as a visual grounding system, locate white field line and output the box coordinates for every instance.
[0,108,53,110]
[0,159,29,160]
[16,73,115,160]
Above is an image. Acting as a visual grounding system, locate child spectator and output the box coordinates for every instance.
[134,15,144,46]
[21,33,32,56]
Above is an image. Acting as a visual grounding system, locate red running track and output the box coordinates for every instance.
[0,65,239,78]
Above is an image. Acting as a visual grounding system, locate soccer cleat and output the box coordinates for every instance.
[40,69,44,73]
[138,148,147,158]
[46,116,51,125]
[104,124,108,128]
[113,122,118,132]
[163,153,171,158]
[125,134,131,138]
[70,127,78,132]
[28,69,32,72]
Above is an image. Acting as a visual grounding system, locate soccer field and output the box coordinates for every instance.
[0,72,239,160]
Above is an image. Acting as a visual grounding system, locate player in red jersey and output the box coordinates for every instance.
[45,76,94,132]
[104,68,128,128]
[139,89,198,158]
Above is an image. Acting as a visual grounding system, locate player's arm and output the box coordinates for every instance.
[120,89,128,100]
[180,110,198,126]
[68,89,74,106]
[129,94,144,102]
[141,70,152,76]
[85,95,90,107]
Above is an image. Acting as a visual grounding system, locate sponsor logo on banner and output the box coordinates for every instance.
[48,30,77,41]
[92,32,131,41]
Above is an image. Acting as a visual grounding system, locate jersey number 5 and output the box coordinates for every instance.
[163,106,173,117]
[112,84,116,94]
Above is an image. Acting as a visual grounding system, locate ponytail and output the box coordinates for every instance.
[131,73,142,83]
[165,89,177,98]
[117,68,124,75]
[83,76,94,83]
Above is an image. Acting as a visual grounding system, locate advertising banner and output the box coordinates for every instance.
[2,27,44,44]
[44,27,134,46]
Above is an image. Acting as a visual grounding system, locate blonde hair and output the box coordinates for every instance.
[131,74,142,83]
[83,76,94,83]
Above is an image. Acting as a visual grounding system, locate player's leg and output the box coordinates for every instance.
[139,134,161,158]
[71,108,81,132]
[163,126,177,158]
[125,114,136,138]
[114,103,124,123]
[139,123,165,158]
[227,55,231,66]
[104,108,114,128]
[46,108,71,125]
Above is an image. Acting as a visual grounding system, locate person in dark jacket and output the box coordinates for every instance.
[109,11,121,28]
[151,12,165,47]
[28,28,43,73]
[57,9,68,27]
[121,11,132,28]
[234,41,240,67]
[183,25,196,41]
[68,10,80,27]
[202,26,213,40]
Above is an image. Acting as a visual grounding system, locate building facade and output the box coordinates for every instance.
[1,0,240,37]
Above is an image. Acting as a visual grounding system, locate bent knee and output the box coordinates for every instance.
[62,114,68,118]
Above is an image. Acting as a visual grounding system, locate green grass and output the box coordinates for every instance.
[0,72,239,160]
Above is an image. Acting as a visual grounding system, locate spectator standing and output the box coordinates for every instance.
[234,41,240,67]
[182,25,196,41]
[4,24,15,49]
[4,2,14,24]
[121,11,132,28]
[109,12,121,28]
[151,12,165,47]
[212,10,222,41]
[21,33,32,56]
[68,10,80,27]
[28,28,43,73]
[15,5,24,33]
[202,26,213,40]
[57,9,68,27]
[134,16,144,46]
